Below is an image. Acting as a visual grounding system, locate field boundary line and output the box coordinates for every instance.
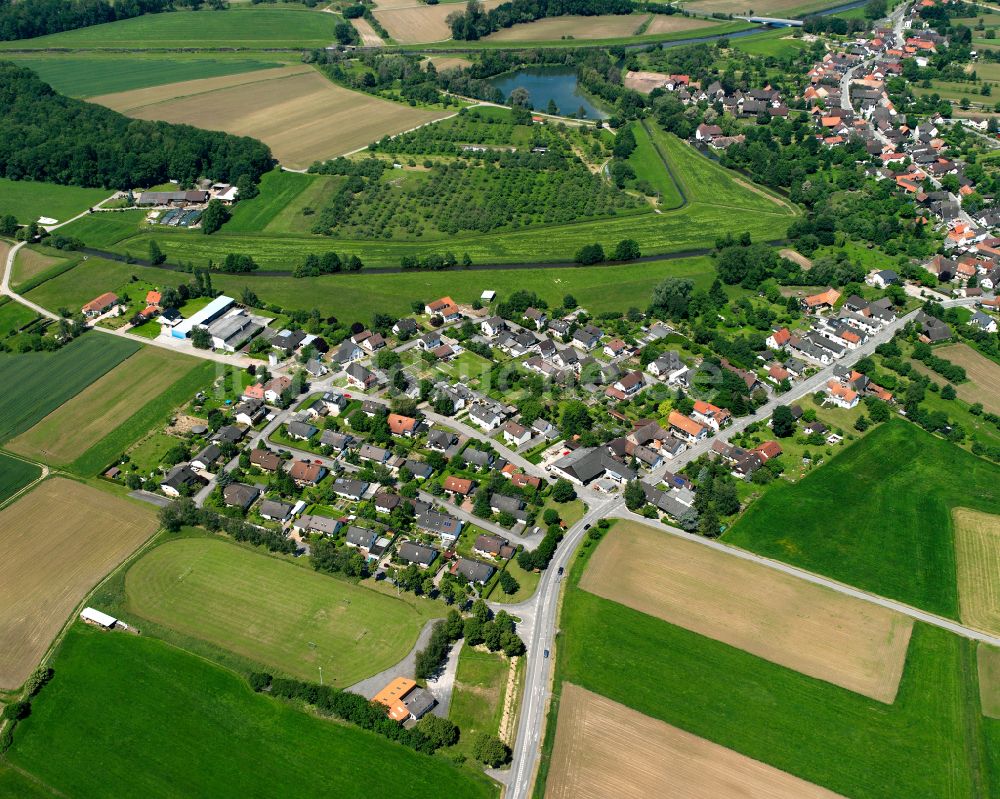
[0,451,48,511]
[612,508,1000,647]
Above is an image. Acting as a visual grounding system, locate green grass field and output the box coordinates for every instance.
[540,538,994,799]
[68,359,216,476]
[0,5,338,50]
[491,557,540,603]
[6,624,496,799]
[7,55,289,98]
[448,647,511,758]
[0,766,52,799]
[0,334,140,443]
[725,420,1000,619]
[733,29,810,57]
[211,255,718,319]
[223,169,324,233]
[626,122,683,208]
[0,452,41,505]
[0,178,110,225]
[123,537,443,684]
[59,130,795,271]
[0,299,38,337]
[25,256,174,313]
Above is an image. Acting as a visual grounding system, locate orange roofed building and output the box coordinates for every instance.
[802,288,841,311]
[372,678,417,722]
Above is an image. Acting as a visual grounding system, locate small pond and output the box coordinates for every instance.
[488,66,610,119]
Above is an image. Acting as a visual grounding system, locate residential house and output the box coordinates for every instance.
[160,463,204,497]
[416,510,463,545]
[424,297,461,321]
[451,559,495,585]
[572,324,603,350]
[825,379,859,409]
[359,444,391,464]
[462,448,494,469]
[427,429,458,452]
[234,398,265,426]
[289,460,326,485]
[606,370,644,401]
[443,475,474,496]
[286,421,317,441]
[550,447,637,486]
[474,534,510,559]
[332,477,368,500]
[321,392,349,416]
[249,448,281,472]
[691,400,731,431]
[293,514,341,537]
[766,327,792,350]
[222,482,259,510]
[191,444,222,472]
[392,318,418,337]
[263,376,292,404]
[259,498,293,522]
[468,404,503,432]
[667,411,708,443]
[81,292,119,318]
[346,363,378,390]
[387,413,419,437]
[345,525,378,551]
[501,420,531,447]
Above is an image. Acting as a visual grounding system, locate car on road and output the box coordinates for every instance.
[583,524,590,530]
[543,649,549,658]
[557,566,564,575]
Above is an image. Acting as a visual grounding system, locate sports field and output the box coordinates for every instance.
[0,6,339,50]
[933,343,1000,414]
[483,14,649,42]
[0,178,108,225]
[953,508,1000,636]
[581,521,912,701]
[0,452,41,505]
[7,55,289,98]
[123,537,442,684]
[94,67,451,169]
[7,624,495,799]
[725,420,1000,618]
[980,644,1000,719]
[547,684,844,799]
[8,347,200,466]
[0,334,140,444]
[0,479,155,690]
[375,0,503,43]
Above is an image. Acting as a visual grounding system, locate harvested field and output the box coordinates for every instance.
[683,0,841,14]
[645,13,718,34]
[580,520,913,702]
[780,247,813,269]
[547,684,845,799]
[980,644,1000,718]
[0,478,155,689]
[11,246,70,288]
[624,69,669,93]
[484,14,651,42]
[426,56,473,71]
[350,17,385,45]
[8,347,198,466]
[94,68,449,168]
[953,508,1000,636]
[375,0,503,43]
[933,343,1000,414]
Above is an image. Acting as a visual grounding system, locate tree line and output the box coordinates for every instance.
[448,0,634,40]
[0,0,171,41]
[0,62,274,189]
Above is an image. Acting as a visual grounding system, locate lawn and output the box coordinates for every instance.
[725,420,1000,619]
[122,536,445,684]
[0,5,339,50]
[125,430,184,474]
[6,623,496,799]
[541,541,994,799]
[0,452,40,505]
[0,178,109,225]
[733,29,810,57]
[0,299,38,337]
[0,334,140,444]
[541,497,584,527]
[447,647,511,758]
[491,557,540,604]
[7,55,289,98]
[8,346,202,468]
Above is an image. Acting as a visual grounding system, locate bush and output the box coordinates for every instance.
[2,700,30,721]
[574,242,605,265]
[24,665,53,697]
[498,569,520,595]
[417,714,459,749]
[248,671,273,692]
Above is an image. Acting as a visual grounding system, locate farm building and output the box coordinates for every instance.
[80,607,120,629]
[172,295,235,339]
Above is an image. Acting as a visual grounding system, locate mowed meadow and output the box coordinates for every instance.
[91,66,453,168]
[7,624,497,799]
[121,536,444,685]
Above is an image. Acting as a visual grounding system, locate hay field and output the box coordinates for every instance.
[580,521,913,702]
[953,508,1000,636]
[350,17,385,45]
[645,14,719,34]
[980,644,1000,719]
[375,0,503,43]
[547,684,846,799]
[484,14,647,41]
[123,537,442,684]
[94,67,450,168]
[11,246,70,288]
[934,343,1000,414]
[426,56,473,71]
[8,347,198,466]
[0,479,155,689]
